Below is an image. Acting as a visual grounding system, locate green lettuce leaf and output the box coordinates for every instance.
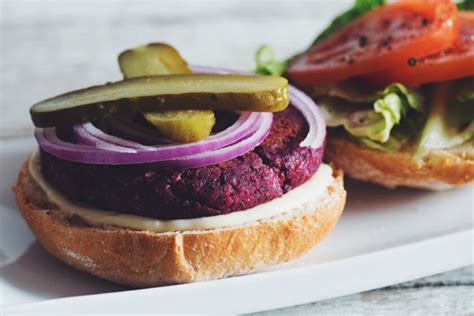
[312,0,386,44]
[255,45,289,76]
[357,135,408,153]
[319,83,423,143]
[415,83,474,157]
[354,113,421,152]
[381,83,424,113]
[457,0,474,10]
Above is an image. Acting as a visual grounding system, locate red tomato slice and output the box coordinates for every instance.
[366,11,474,87]
[286,0,458,86]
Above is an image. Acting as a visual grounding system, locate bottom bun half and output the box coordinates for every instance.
[13,159,346,287]
[326,137,474,190]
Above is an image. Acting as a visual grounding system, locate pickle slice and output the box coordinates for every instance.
[143,110,215,143]
[119,43,215,143]
[30,74,288,127]
[119,43,191,78]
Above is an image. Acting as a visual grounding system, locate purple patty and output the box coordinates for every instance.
[40,107,324,220]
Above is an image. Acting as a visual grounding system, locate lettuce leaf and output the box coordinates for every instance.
[415,83,474,157]
[322,81,473,156]
[357,135,408,153]
[381,83,424,112]
[457,0,474,10]
[319,83,423,143]
[255,45,289,76]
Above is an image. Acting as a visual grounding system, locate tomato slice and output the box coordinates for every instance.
[286,0,458,86]
[366,11,474,87]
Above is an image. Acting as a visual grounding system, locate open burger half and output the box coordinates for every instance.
[257,0,473,190]
[13,44,346,287]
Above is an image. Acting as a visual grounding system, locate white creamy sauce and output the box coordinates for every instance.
[29,149,334,232]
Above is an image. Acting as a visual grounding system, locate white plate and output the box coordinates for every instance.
[0,137,472,314]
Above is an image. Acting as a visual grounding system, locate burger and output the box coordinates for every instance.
[256,0,473,189]
[13,43,346,287]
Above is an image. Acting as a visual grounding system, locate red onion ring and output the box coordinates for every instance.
[79,122,156,151]
[73,124,140,153]
[70,111,262,159]
[288,87,326,149]
[35,113,271,167]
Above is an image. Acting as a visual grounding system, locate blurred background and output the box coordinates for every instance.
[0,0,351,135]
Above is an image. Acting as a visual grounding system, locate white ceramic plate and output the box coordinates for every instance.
[0,137,472,314]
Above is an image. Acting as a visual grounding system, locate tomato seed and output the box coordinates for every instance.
[407,58,417,66]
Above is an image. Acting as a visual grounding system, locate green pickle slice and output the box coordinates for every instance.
[30,74,288,127]
[119,43,192,78]
[119,43,215,143]
[143,110,216,143]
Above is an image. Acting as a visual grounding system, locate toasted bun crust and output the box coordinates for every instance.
[13,160,346,287]
[326,137,474,190]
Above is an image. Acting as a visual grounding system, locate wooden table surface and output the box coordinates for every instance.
[253,266,474,315]
[2,1,472,314]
